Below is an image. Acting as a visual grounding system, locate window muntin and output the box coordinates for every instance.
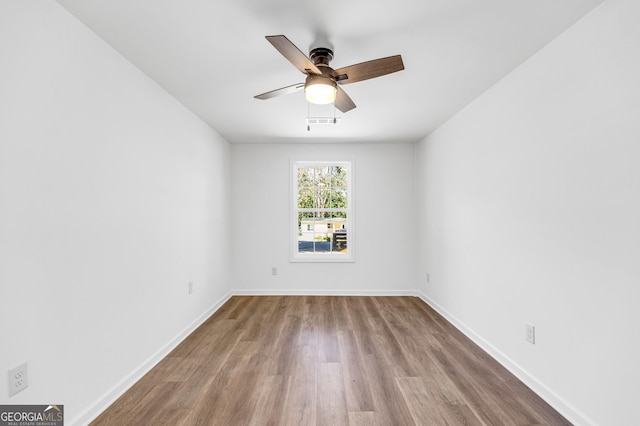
[292,161,352,261]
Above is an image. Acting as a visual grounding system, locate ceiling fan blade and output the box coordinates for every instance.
[266,35,322,75]
[333,55,404,85]
[254,83,304,100]
[335,86,356,113]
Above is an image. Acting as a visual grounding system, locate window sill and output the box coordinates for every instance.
[290,256,355,263]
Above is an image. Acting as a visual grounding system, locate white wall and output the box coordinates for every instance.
[231,143,416,295]
[0,1,231,424]
[416,0,640,424]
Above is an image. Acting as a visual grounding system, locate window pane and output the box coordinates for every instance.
[298,215,331,253]
[298,188,313,209]
[330,213,348,253]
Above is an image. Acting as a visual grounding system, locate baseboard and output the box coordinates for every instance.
[414,291,594,426]
[70,290,233,426]
[233,288,416,296]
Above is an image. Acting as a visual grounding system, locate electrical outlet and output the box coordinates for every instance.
[188,281,193,294]
[271,267,278,276]
[8,362,28,397]
[525,323,535,344]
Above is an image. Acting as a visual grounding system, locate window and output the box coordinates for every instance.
[292,161,353,262]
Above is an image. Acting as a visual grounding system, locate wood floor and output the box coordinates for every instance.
[91,296,570,425]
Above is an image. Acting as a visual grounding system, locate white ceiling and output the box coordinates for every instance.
[56,0,601,144]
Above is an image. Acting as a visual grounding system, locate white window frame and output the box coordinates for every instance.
[291,160,354,262]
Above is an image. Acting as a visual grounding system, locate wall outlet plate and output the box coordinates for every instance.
[8,362,28,397]
[525,323,536,344]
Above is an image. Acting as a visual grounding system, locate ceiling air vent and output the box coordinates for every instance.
[306,117,342,125]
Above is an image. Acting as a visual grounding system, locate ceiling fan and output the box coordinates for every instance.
[254,35,405,113]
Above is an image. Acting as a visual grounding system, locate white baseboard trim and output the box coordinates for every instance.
[70,290,233,426]
[414,291,594,426]
[232,288,416,296]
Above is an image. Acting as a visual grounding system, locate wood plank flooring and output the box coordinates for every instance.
[91,296,571,425]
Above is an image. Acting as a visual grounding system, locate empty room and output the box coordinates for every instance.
[1,0,638,425]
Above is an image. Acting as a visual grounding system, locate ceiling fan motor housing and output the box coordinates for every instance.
[305,72,337,88]
[309,47,334,67]
[308,47,337,88]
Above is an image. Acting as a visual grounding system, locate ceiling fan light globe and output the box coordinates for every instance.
[304,78,337,104]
